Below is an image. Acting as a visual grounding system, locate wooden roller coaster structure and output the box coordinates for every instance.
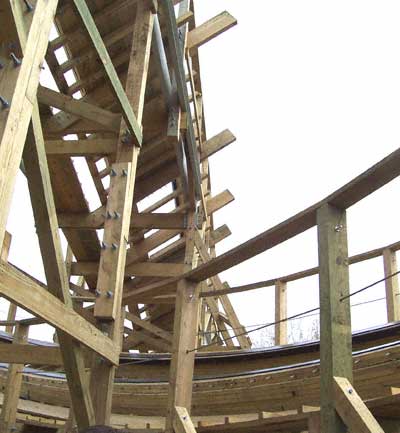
[0,1,399,432]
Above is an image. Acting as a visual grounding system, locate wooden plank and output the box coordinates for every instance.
[206,190,234,215]
[201,239,400,297]
[334,376,384,433]
[0,343,62,366]
[166,218,200,433]
[94,162,133,320]
[0,324,29,433]
[37,86,120,131]
[274,280,287,346]
[186,147,400,282]
[0,0,59,250]
[1,232,16,335]
[200,129,236,161]
[193,232,250,349]
[11,4,96,426]
[0,262,118,365]
[383,248,400,322]
[125,311,173,343]
[72,0,142,146]
[187,11,237,53]
[90,2,154,425]
[58,211,187,230]
[174,406,197,433]
[71,261,186,278]
[45,138,116,156]
[318,204,352,433]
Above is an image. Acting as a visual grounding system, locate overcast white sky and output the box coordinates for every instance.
[4,1,400,345]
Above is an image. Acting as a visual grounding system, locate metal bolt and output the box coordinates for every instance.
[121,130,131,145]
[23,0,34,12]
[122,169,128,177]
[348,388,353,394]
[0,96,10,109]
[106,290,113,298]
[110,168,117,176]
[106,211,113,219]
[95,289,101,297]
[111,243,118,250]
[101,241,108,249]
[114,211,120,219]
[10,52,22,67]
[334,224,343,232]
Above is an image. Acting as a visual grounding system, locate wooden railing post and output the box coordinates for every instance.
[0,323,29,433]
[317,203,352,433]
[274,280,287,345]
[383,248,400,322]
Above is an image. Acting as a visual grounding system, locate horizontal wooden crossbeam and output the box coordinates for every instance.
[186,147,400,282]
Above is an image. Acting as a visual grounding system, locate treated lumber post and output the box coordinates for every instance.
[333,376,384,433]
[382,248,400,322]
[0,0,59,250]
[274,280,287,345]
[166,221,200,433]
[11,2,96,428]
[88,1,154,424]
[317,203,352,433]
[1,232,16,335]
[0,323,29,433]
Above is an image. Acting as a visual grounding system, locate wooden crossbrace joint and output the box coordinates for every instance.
[333,376,384,433]
[174,407,197,433]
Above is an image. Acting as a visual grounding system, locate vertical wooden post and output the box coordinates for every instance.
[308,413,321,433]
[88,1,154,424]
[383,248,400,322]
[274,280,287,345]
[317,203,352,433]
[0,323,29,433]
[166,222,200,433]
[1,232,16,334]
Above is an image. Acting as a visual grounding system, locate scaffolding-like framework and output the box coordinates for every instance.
[0,1,400,433]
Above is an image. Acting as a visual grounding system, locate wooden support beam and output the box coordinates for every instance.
[37,86,121,131]
[45,138,117,156]
[186,147,400,282]
[0,343,62,366]
[1,232,16,335]
[0,324,29,433]
[318,203,352,433]
[0,0,58,250]
[58,211,187,230]
[0,262,118,365]
[200,129,236,161]
[334,376,384,433]
[166,218,200,433]
[10,5,97,427]
[89,2,154,425]
[71,261,185,278]
[193,232,251,349]
[72,0,142,146]
[383,248,400,322]
[206,190,234,215]
[125,311,173,343]
[174,406,197,433]
[187,11,237,53]
[274,280,287,346]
